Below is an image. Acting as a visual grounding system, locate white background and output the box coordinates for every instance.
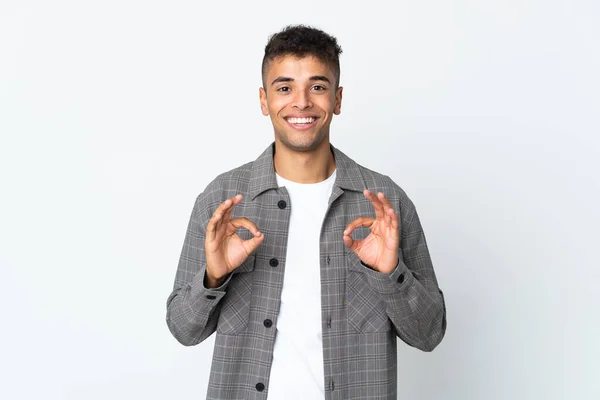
[1,0,599,399]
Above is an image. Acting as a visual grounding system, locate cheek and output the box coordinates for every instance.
[267,98,286,115]
[317,97,336,113]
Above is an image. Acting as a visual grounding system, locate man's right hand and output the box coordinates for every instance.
[204,194,264,288]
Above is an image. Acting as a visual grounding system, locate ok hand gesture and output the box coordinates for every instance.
[205,194,264,288]
[343,190,400,274]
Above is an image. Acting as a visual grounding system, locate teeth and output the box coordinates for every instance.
[287,117,315,124]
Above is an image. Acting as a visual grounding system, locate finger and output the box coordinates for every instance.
[386,208,395,230]
[343,232,359,252]
[206,218,215,243]
[364,190,384,219]
[377,191,392,213]
[381,207,400,244]
[344,217,375,236]
[215,197,235,215]
[243,230,265,255]
[377,192,396,227]
[222,194,243,224]
[207,195,239,240]
[383,204,392,227]
[216,195,243,231]
[211,198,231,229]
[206,207,225,243]
[391,208,399,231]
[230,217,262,236]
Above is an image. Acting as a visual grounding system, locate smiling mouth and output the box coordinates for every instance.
[285,116,318,130]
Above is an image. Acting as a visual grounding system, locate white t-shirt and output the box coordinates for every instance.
[268,169,337,399]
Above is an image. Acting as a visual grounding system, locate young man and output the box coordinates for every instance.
[166,25,446,400]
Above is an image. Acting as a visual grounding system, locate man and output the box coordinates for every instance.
[166,25,446,400]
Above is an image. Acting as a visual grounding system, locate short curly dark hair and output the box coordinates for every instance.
[262,25,343,88]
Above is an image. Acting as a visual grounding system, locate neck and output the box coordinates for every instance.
[273,139,336,184]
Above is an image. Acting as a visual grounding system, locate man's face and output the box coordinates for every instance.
[259,55,343,153]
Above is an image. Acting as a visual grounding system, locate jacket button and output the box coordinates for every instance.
[256,382,265,392]
[263,319,273,328]
[269,258,279,267]
[277,200,287,209]
[397,273,405,284]
[205,295,216,300]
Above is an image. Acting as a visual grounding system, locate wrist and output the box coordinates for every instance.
[205,268,227,289]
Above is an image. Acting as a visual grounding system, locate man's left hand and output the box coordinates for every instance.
[343,190,400,274]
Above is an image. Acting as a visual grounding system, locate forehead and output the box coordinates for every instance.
[264,55,335,81]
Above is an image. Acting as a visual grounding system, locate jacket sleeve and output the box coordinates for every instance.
[359,199,447,352]
[165,192,233,346]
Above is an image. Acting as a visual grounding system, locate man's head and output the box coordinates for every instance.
[259,25,344,153]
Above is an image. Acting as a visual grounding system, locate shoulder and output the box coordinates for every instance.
[204,161,254,195]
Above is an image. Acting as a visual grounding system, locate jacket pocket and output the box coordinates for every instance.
[216,255,255,335]
[346,251,391,333]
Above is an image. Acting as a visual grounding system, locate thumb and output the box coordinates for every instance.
[243,231,265,255]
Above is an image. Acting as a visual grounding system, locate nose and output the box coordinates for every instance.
[292,89,313,110]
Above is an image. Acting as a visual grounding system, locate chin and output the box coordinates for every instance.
[280,135,325,153]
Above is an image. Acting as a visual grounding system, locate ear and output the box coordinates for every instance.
[259,87,269,116]
[333,86,343,115]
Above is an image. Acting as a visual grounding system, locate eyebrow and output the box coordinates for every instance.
[270,75,331,86]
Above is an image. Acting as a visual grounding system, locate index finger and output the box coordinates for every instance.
[364,189,384,219]
[212,194,242,221]
[222,194,243,223]
[206,194,242,241]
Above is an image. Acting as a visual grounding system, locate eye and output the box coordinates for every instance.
[312,85,326,91]
[277,86,290,92]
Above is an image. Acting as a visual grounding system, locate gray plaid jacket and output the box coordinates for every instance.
[166,142,446,399]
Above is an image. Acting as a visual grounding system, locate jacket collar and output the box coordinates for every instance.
[249,142,366,200]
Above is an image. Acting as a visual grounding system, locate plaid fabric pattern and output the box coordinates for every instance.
[166,142,446,400]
